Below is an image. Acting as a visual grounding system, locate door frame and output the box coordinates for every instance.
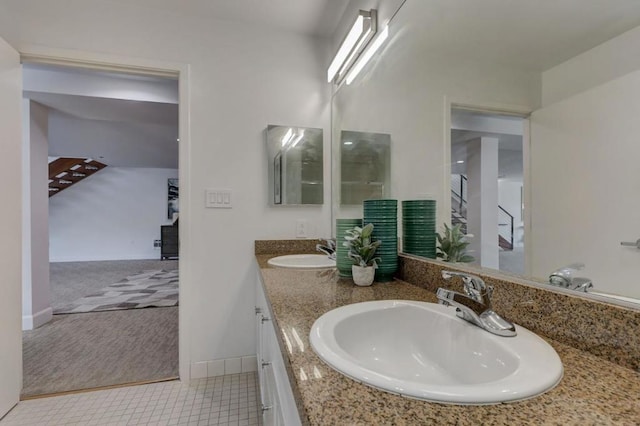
[19,45,192,383]
[443,97,532,274]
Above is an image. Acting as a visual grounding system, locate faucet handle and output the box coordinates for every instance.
[441,271,488,304]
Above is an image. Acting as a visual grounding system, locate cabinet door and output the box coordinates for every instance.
[256,271,300,426]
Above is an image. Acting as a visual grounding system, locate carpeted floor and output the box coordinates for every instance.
[22,260,180,397]
[55,269,179,314]
[50,259,179,310]
[22,306,179,397]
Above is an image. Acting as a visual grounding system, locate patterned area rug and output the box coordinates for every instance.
[54,269,179,314]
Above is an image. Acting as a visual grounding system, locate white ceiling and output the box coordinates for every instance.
[107,0,349,38]
[399,0,640,71]
[104,0,640,71]
[27,92,178,126]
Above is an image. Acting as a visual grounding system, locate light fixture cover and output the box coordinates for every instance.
[346,24,389,85]
[327,10,377,84]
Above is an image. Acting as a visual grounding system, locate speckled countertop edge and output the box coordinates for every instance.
[255,248,640,425]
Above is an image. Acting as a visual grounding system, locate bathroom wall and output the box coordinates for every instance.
[49,166,178,262]
[0,0,331,374]
[528,26,640,299]
[0,35,22,416]
[530,69,640,299]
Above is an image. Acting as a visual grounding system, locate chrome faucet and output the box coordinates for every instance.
[436,271,516,337]
[549,263,593,292]
[316,238,336,260]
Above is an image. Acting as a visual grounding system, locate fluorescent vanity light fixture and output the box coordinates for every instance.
[281,128,293,147]
[346,24,389,85]
[327,10,377,83]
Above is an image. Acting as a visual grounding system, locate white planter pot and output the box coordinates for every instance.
[352,265,375,286]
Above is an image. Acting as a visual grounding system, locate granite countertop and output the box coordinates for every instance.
[256,255,640,425]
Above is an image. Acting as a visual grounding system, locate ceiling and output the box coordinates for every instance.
[107,0,349,38]
[27,92,178,126]
[399,0,640,71]
[24,64,179,168]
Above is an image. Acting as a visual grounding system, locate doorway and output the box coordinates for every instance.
[21,62,182,397]
[449,107,527,275]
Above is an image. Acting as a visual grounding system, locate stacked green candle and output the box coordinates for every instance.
[402,199,436,258]
[363,199,397,282]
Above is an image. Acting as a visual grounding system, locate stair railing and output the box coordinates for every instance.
[450,174,514,250]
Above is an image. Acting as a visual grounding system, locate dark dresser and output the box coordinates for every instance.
[161,220,179,259]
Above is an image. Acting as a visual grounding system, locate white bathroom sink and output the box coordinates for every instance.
[267,254,336,269]
[309,300,563,405]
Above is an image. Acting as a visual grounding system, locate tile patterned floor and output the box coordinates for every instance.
[1,372,261,426]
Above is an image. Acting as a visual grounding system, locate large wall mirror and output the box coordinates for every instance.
[331,0,640,307]
[267,125,323,205]
[340,130,391,205]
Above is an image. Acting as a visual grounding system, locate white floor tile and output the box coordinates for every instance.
[0,372,261,426]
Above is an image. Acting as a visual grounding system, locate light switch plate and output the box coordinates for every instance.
[205,189,233,208]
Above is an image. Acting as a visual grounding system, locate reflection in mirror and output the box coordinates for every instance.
[340,130,390,205]
[266,125,323,205]
[450,109,525,276]
[330,0,640,306]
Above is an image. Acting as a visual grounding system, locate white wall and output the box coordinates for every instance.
[533,23,640,298]
[542,25,640,106]
[50,167,178,262]
[0,35,23,417]
[531,68,640,299]
[22,100,52,329]
[48,112,179,169]
[0,0,331,372]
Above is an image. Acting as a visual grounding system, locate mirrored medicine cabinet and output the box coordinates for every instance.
[266,125,323,206]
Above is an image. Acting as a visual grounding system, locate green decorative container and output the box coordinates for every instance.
[336,218,363,277]
[363,199,398,282]
[402,199,437,258]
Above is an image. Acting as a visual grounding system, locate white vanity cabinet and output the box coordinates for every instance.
[255,272,302,426]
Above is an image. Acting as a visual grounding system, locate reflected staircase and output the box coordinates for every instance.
[451,174,514,251]
[49,157,107,197]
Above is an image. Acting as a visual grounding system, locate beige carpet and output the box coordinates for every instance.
[22,306,178,397]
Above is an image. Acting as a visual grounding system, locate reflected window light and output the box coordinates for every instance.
[313,366,322,379]
[343,141,353,145]
[290,130,305,149]
[281,328,293,354]
[281,128,293,147]
[299,367,308,381]
[291,328,305,352]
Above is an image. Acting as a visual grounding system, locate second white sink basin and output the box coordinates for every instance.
[310,300,563,404]
[267,254,336,269]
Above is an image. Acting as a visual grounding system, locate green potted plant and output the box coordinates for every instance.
[436,223,475,263]
[343,223,382,286]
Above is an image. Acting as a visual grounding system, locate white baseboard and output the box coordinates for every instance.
[22,307,53,330]
[190,355,257,379]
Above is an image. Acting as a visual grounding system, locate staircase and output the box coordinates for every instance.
[451,174,514,251]
[49,157,107,197]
